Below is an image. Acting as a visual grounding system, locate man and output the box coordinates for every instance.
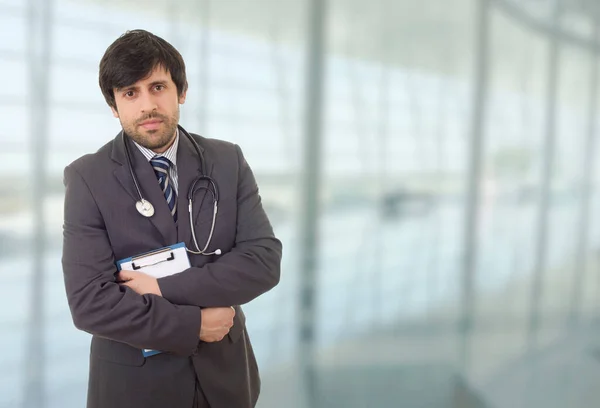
[61,29,282,408]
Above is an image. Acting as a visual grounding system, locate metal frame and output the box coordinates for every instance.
[494,0,600,54]
[570,12,599,325]
[527,0,562,352]
[298,0,326,406]
[23,0,52,407]
[198,0,211,131]
[460,0,491,372]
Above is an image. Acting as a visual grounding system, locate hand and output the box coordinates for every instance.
[200,307,235,342]
[117,270,162,296]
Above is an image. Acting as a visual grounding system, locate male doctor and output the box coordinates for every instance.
[62,29,282,408]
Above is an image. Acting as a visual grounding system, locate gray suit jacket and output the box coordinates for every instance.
[62,127,282,408]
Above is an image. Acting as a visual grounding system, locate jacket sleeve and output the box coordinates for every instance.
[157,144,282,307]
[62,164,201,355]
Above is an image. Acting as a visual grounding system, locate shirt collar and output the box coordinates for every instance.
[132,128,179,167]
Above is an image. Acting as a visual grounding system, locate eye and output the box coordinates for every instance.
[124,90,135,98]
[154,84,164,91]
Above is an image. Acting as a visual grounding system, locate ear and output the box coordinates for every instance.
[110,105,119,118]
[178,88,187,105]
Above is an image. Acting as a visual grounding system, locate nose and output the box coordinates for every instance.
[139,92,158,114]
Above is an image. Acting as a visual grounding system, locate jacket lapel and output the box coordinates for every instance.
[111,131,178,246]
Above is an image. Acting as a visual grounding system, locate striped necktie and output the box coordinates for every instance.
[150,156,177,222]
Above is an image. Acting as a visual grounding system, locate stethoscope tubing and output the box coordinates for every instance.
[122,125,221,256]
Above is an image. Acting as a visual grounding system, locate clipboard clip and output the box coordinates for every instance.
[131,248,175,270]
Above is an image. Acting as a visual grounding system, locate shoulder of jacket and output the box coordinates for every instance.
[65,139,114,176]
[190,132,237,151]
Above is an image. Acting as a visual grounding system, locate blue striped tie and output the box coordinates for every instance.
[150,156,177,222]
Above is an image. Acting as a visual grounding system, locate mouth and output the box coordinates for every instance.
[138,119,163,130]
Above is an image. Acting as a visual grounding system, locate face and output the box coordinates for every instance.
[111,65,186,153]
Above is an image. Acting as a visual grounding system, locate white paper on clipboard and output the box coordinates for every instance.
[116,242,190,278]
[115,242,191,358]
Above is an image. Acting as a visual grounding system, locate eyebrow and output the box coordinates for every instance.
[116,81,167,92]
[148,80,167,87]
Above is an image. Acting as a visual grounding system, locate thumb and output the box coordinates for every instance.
[117,270,133,281]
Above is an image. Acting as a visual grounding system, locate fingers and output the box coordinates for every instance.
[199,307,237,342]
[227,307,235,329]
[202,324,233,343]
[116,270,134,282]
[204,331,229,343]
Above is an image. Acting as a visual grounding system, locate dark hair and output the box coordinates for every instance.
[99,29,188,109]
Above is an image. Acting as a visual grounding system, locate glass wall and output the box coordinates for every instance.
[1,0,600,407]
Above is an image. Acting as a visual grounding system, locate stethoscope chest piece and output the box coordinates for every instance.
[136,199,155,218]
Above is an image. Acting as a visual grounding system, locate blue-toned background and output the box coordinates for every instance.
[2,0,600,407]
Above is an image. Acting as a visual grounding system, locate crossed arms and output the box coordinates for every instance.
[62,144,282,355]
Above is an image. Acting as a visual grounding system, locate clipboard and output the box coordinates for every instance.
[116,242,191,357]
[116,242,190,279]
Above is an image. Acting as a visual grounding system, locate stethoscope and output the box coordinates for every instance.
[123,125,222,256]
